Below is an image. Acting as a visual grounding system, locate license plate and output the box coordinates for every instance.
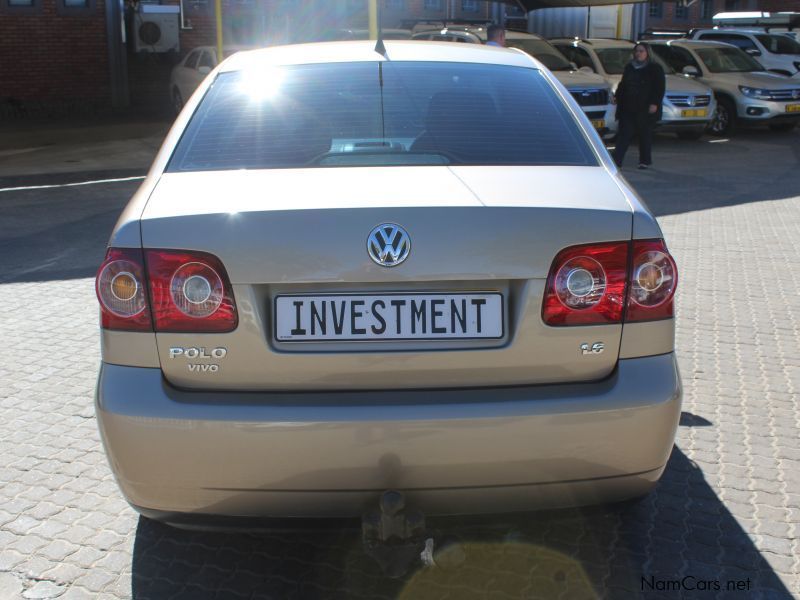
[275,293,504,341]
[681,109,707,118]
[786,104,800,113]
[591,119,605,129]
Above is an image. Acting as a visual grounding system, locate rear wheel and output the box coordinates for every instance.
[708,97,736,136]
[676,129,704,141]
[172,88,184,116]
[768,121,797,132]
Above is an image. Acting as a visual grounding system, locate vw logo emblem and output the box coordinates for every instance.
[794,89,799,100]
[688,96,696,107]
[367,223,411,268]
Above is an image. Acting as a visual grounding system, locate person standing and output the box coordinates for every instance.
[486,25,506,47]
[612,43,665,170]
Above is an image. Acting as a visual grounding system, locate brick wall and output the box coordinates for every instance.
[0,0,111,116]
[757,0,800,10]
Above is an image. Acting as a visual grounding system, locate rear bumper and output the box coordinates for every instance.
[95,353,682,519]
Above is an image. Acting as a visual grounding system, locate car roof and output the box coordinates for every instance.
[220,40,539,72]
[693,28,766,35]
[412,28,480,39]
[551,38,635,48]
[505,30,545,41]
[653,39,736,49]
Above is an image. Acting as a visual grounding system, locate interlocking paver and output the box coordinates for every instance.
[2,131,800,599]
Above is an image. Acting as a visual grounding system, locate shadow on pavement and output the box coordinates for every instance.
[130,447,792,600]
[626,129,800,218]
[0,180,137,284]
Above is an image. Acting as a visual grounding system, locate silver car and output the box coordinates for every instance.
[95,41,681,526]
[649,39,800,135]
[551,38,717,140]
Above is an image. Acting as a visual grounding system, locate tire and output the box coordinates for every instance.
[708,97,736,136]
[172,88,184,116]
[677,129,704,141]
[769,121,797,132]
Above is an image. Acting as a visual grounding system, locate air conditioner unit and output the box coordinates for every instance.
[133,4,180,53]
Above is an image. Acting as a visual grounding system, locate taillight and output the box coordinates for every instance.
[542,242,629,326]
[96,248,237,332]
[96,248,153,331]
[626,239,677,322]
[145,250,237,332]
[542,239,677,326]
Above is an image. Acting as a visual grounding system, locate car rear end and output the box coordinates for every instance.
[95,42,681,522]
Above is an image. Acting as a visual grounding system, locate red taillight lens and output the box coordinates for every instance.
[543,239,678,326]
[96,248,153,331]
[145,250,237,332]
[626,239,677,322]
[543,242,629,326]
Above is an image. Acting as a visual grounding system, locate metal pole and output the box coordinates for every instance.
[368,0,378,39]
[105,0,129,109]
[216,0,223,64]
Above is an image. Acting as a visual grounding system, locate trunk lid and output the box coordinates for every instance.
[142,166,634,391]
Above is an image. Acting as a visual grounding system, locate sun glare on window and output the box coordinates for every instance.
[239,67,286,102]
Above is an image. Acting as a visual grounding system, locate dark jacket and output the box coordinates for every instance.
[615,60,666,121]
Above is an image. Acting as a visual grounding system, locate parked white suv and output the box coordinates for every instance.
[689,29,800,76]
[552,38,716,140]
[414,28,617,140]
[649,39,800,135]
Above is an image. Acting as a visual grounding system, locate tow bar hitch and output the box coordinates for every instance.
[362,490,428,577]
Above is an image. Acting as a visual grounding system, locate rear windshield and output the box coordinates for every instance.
[167,61,597,172]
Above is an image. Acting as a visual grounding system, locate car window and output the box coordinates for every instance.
[505,39,573,71]
[653,45,701,73]
[555,45,594,70]
[199,51,216,70]
[698,33,757,51]
[755,34,800,54]
[695,46,765,72]
[184,50,201,70]
[594,47,633,74]
[167,62,599,172]
[572,46,595,70]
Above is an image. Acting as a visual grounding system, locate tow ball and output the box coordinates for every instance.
[361,490,429,577]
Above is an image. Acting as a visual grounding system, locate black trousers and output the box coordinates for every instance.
[613,111,655,167]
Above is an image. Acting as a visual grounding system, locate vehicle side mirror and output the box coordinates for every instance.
[578,65,595,74]
[682,65,700,77]
[745,48,762,57]
[198,66,212,75]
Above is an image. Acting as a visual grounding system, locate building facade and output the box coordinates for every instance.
[0,0,495,116]
[1,0,798,117]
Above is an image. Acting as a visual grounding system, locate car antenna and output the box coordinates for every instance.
[371,0,387,57]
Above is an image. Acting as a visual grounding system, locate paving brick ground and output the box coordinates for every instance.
[1,130,799,599]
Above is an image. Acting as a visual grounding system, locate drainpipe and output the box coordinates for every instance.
[105,0,129,109]
[216,0,223,66]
